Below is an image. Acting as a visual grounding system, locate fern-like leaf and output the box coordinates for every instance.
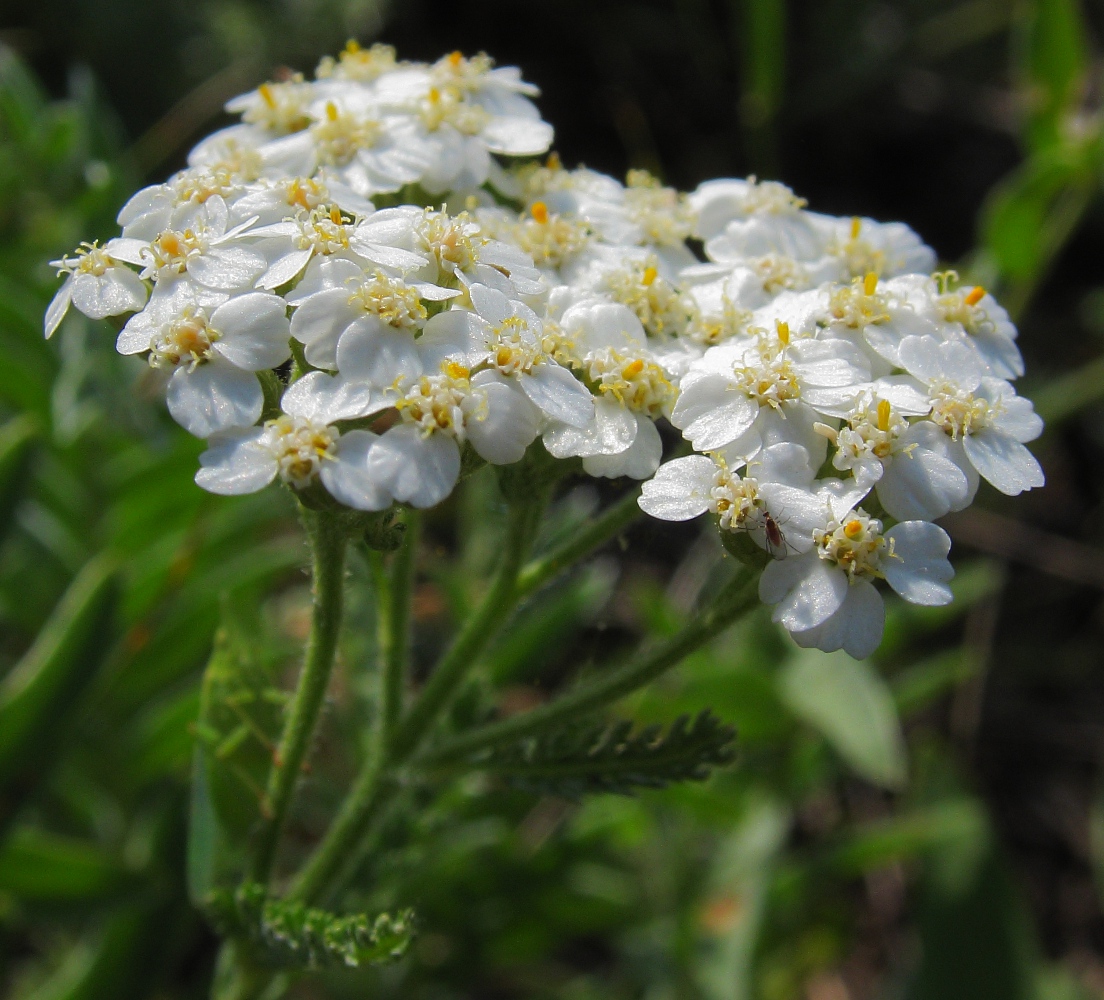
[473,710,737,797]
[208,884,414,969]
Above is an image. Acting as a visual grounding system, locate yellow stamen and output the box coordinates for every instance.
[622,359,644,378]
[964,286,986,307]
[863,271,878,296]
[445,361,469,380]
[448,50,463,67]
[530,201,549,225]
[259,83,275,108]
[345,39,361,53]
[545,151,562,170]
[844,520,863,540]
[776,320,790,345]
[330,205,342,225]
[325,101,339,121]
[876,399,891,432]
[642,266,657,286]
[850,216,861,240]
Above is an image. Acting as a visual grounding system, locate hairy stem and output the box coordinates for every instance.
[289,497,541,903]
[515,485,642,599]
[248,509,347,886]
[375,511,420,745]
[416,570,759,765]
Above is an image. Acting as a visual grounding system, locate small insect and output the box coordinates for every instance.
[761,511,789,561]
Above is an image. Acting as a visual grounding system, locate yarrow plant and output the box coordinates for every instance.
[46,40,1043,998]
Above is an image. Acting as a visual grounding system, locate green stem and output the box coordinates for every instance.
[289,497,541,903]
[416,570,759,766]
[248,509,347,886]
[380,511,419,743]
[515,485,642,599]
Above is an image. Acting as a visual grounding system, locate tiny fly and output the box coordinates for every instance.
[760,512,789,561]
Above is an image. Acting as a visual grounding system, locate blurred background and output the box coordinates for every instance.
[0,0,1103,997]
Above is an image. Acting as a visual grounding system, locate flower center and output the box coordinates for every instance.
[624,170,692,246]
[936,286,994,337]
[419,87,489,135]
[828,218,886,279]
[929,382,999,439]
[737,177,807,215]
[830,397,909,467]
[147,229,204,272]
[826,271,891,328]
[750,253,806,293]
[489,316,543,375]
[266,415,337,487]
[730,334,801,409]
[171,159,258,205]
[431,50,496,94]
[57,241,115,277]
[243,79,311,134]
[603,257,694,339]
[708,469,763,531]
[586,349,674,416]
[814,508,893,581]
[150,307,217,370]
[396,364,473,438]
[312,102,382,166]
[294,206,353,255]
[347,270,427,328]
[316,41,398,82]
[514,202,590,268]
[416,211,482,272]
[285,177,329,212]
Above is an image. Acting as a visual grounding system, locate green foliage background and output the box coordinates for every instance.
[1,0,1104,997]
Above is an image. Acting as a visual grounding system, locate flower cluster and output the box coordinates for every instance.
[46,43,1044,658]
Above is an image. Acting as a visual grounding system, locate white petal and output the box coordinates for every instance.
[761,552,848,631]
[188,247,267,291]
[481,116,554,155]
[638,455,718,521]
[289,288,359,369]
[366,424,460,508]
[583,415,663,479]
[336,316,422,385]
[281,371,385,423]
[258,249,314,290]
[520,363,594,427]
[672,374,758,451]
[166,359,263,437]
[210,293,291,370]
[791,581,885,659]
[70,267,148,319]
[44,278,72,338]
[962,428,1045,496]
[465,373,540,464]
[469,283,512,325]
[883,521,954,606]
[416,310,485,370]
[348,239,428,272]
[320,430,391,510]
[195,427,276,494]
[543,395,636,458]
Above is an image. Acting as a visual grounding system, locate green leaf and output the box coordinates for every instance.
[0,826,128,901]
[208,883,415,970]
[470,711,737,798]
[778,649,907,790]
[0,553,117,820]
[0,412,39,546]
[1015,0,1089,152]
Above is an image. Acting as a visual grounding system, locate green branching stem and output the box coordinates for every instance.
[248,509,348,886]
[289,496,543,904]
[373,511,420,745]
[416,570,759,766]
[515,484,643,599]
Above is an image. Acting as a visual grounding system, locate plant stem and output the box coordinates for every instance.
[515,485,642,599]
[248,509,347,886]
[416,570,759,765]
[372,511,419,745]
[289,497,541,903]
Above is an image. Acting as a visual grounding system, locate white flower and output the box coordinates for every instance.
[417,284,594,427]
[116,279,290,437]
[896,335,1044,497]
[811,214,936,280]
[915,277,1024,380]
[45,242,148,337]
[196,378,388,510]
[760,501,954,659]
[108,196,267,292]
[228,174,373,228]
[289,265,459,368]
[672,322,870,452]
